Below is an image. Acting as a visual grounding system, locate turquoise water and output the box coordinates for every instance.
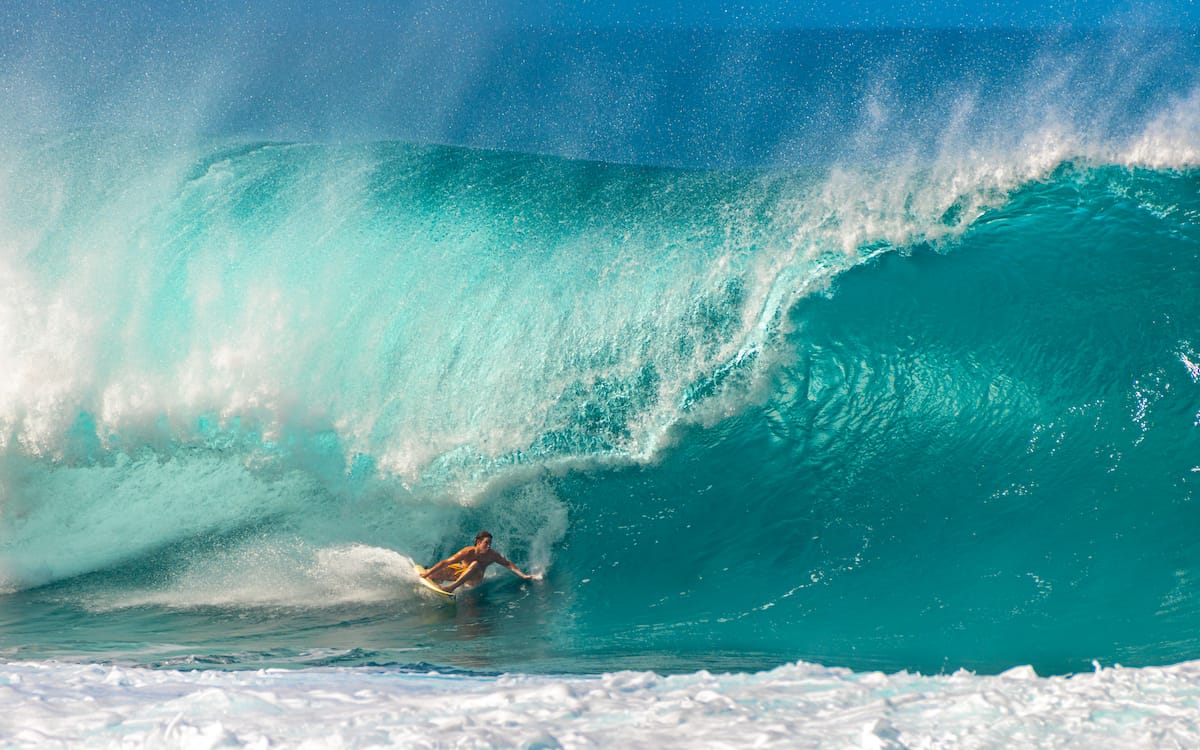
[2,132,1198,677]
[4,17,1200,685]
[558,165,1200,675]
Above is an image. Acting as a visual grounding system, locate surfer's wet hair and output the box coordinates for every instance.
[475,531,493,543]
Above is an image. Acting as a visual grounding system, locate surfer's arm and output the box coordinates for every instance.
[443,561,481,592]
[497,555,538,581]
[422,547,472,579]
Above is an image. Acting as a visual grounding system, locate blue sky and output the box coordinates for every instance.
[256,0,1193,29]
[522,0,1194,28]
[2,0,1196,161]
[6,0,1195,32]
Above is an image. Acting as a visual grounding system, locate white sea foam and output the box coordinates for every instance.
[76,544,427,611]
[1,659,1198,749]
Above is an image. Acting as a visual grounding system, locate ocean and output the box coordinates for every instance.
[3,17,1200,747]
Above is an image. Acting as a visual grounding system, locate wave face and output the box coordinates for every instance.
[556,164,1200,674]
[3,25,1200,677]
[3,136,1199,676]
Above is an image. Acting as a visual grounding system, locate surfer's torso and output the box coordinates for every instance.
[436,546,509,587]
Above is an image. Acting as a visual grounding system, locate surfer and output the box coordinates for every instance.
[420,531,539,592]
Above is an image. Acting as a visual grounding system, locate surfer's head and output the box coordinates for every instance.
[474,531,493,551]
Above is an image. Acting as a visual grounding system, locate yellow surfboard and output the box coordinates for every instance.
[413,564,454,599]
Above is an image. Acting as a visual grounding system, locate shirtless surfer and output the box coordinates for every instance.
[420,531,539,592]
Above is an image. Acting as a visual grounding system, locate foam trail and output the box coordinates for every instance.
[76,544,425,611]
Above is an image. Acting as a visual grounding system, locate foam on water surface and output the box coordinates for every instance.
[2,660,1199,749]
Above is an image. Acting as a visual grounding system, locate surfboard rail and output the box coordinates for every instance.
[413,564,455,598]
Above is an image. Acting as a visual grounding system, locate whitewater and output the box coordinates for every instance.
[4,11,1200,748]
[4,659,1200,749]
